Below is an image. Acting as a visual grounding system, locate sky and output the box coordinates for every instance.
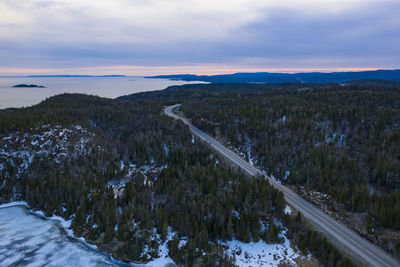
[0,0,399,76]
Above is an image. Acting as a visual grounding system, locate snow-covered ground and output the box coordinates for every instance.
[224,228,301,266]
[0,125,99,175]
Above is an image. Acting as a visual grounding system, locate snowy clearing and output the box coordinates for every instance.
[224,228,300,266]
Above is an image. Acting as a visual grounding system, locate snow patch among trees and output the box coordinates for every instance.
[0,125,99,176]
[224,228,300,266]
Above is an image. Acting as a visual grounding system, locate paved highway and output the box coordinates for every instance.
[165,104,399,267]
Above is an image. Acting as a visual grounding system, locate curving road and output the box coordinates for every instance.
[165,104,399,267]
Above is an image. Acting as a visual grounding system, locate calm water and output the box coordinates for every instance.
[0,77,202,109]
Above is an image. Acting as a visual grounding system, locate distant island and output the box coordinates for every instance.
[147,69,400,84]
[13,84,46,88]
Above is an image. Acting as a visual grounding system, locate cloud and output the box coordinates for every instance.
[0,0,268,43]
[0,0,399,72]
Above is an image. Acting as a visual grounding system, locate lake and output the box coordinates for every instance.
[0,203,175,267]
[0,205,129,266]
[0,77,202,109]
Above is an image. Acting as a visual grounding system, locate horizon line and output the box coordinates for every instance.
[0,67,398,77]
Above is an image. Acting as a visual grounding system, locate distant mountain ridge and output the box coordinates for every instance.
[26,75,126,78]
[147,70,400,84]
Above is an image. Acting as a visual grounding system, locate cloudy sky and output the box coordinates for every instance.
[0,0,399,75]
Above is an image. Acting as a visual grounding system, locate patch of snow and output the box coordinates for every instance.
[284,205,292,215]
[324,131,346,146]
[0,125,97,177]
[139,165,152,172]
[144,256,175,266]
[232,210,240,219]
[244,135,255,166]
[0,201,29,209]
[178,239,187,249]
[224,228,299,266]
[269,174,282,185]
[215,158,219,166]
[283,170,290,181]
[248,156,254,166]
[369,185,376,196]
[163,144,169,156]
[31,140,39,146]
[145,228,177,266]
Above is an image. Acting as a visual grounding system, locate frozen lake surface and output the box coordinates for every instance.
[0,205,129,267]
[0,76,204,109]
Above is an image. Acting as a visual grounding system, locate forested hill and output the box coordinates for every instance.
[117,82,337,102]
[0,92,356,266]
[174,83,400,259]
[147,69,400,83]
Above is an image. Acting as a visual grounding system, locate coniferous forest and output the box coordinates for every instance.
[176,83,400,258]
[1,82,389,266]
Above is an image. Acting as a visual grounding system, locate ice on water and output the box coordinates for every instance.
[0,206,120,267]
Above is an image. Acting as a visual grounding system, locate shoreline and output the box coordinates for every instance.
[0,202,136,266]
[0,201,175,266]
